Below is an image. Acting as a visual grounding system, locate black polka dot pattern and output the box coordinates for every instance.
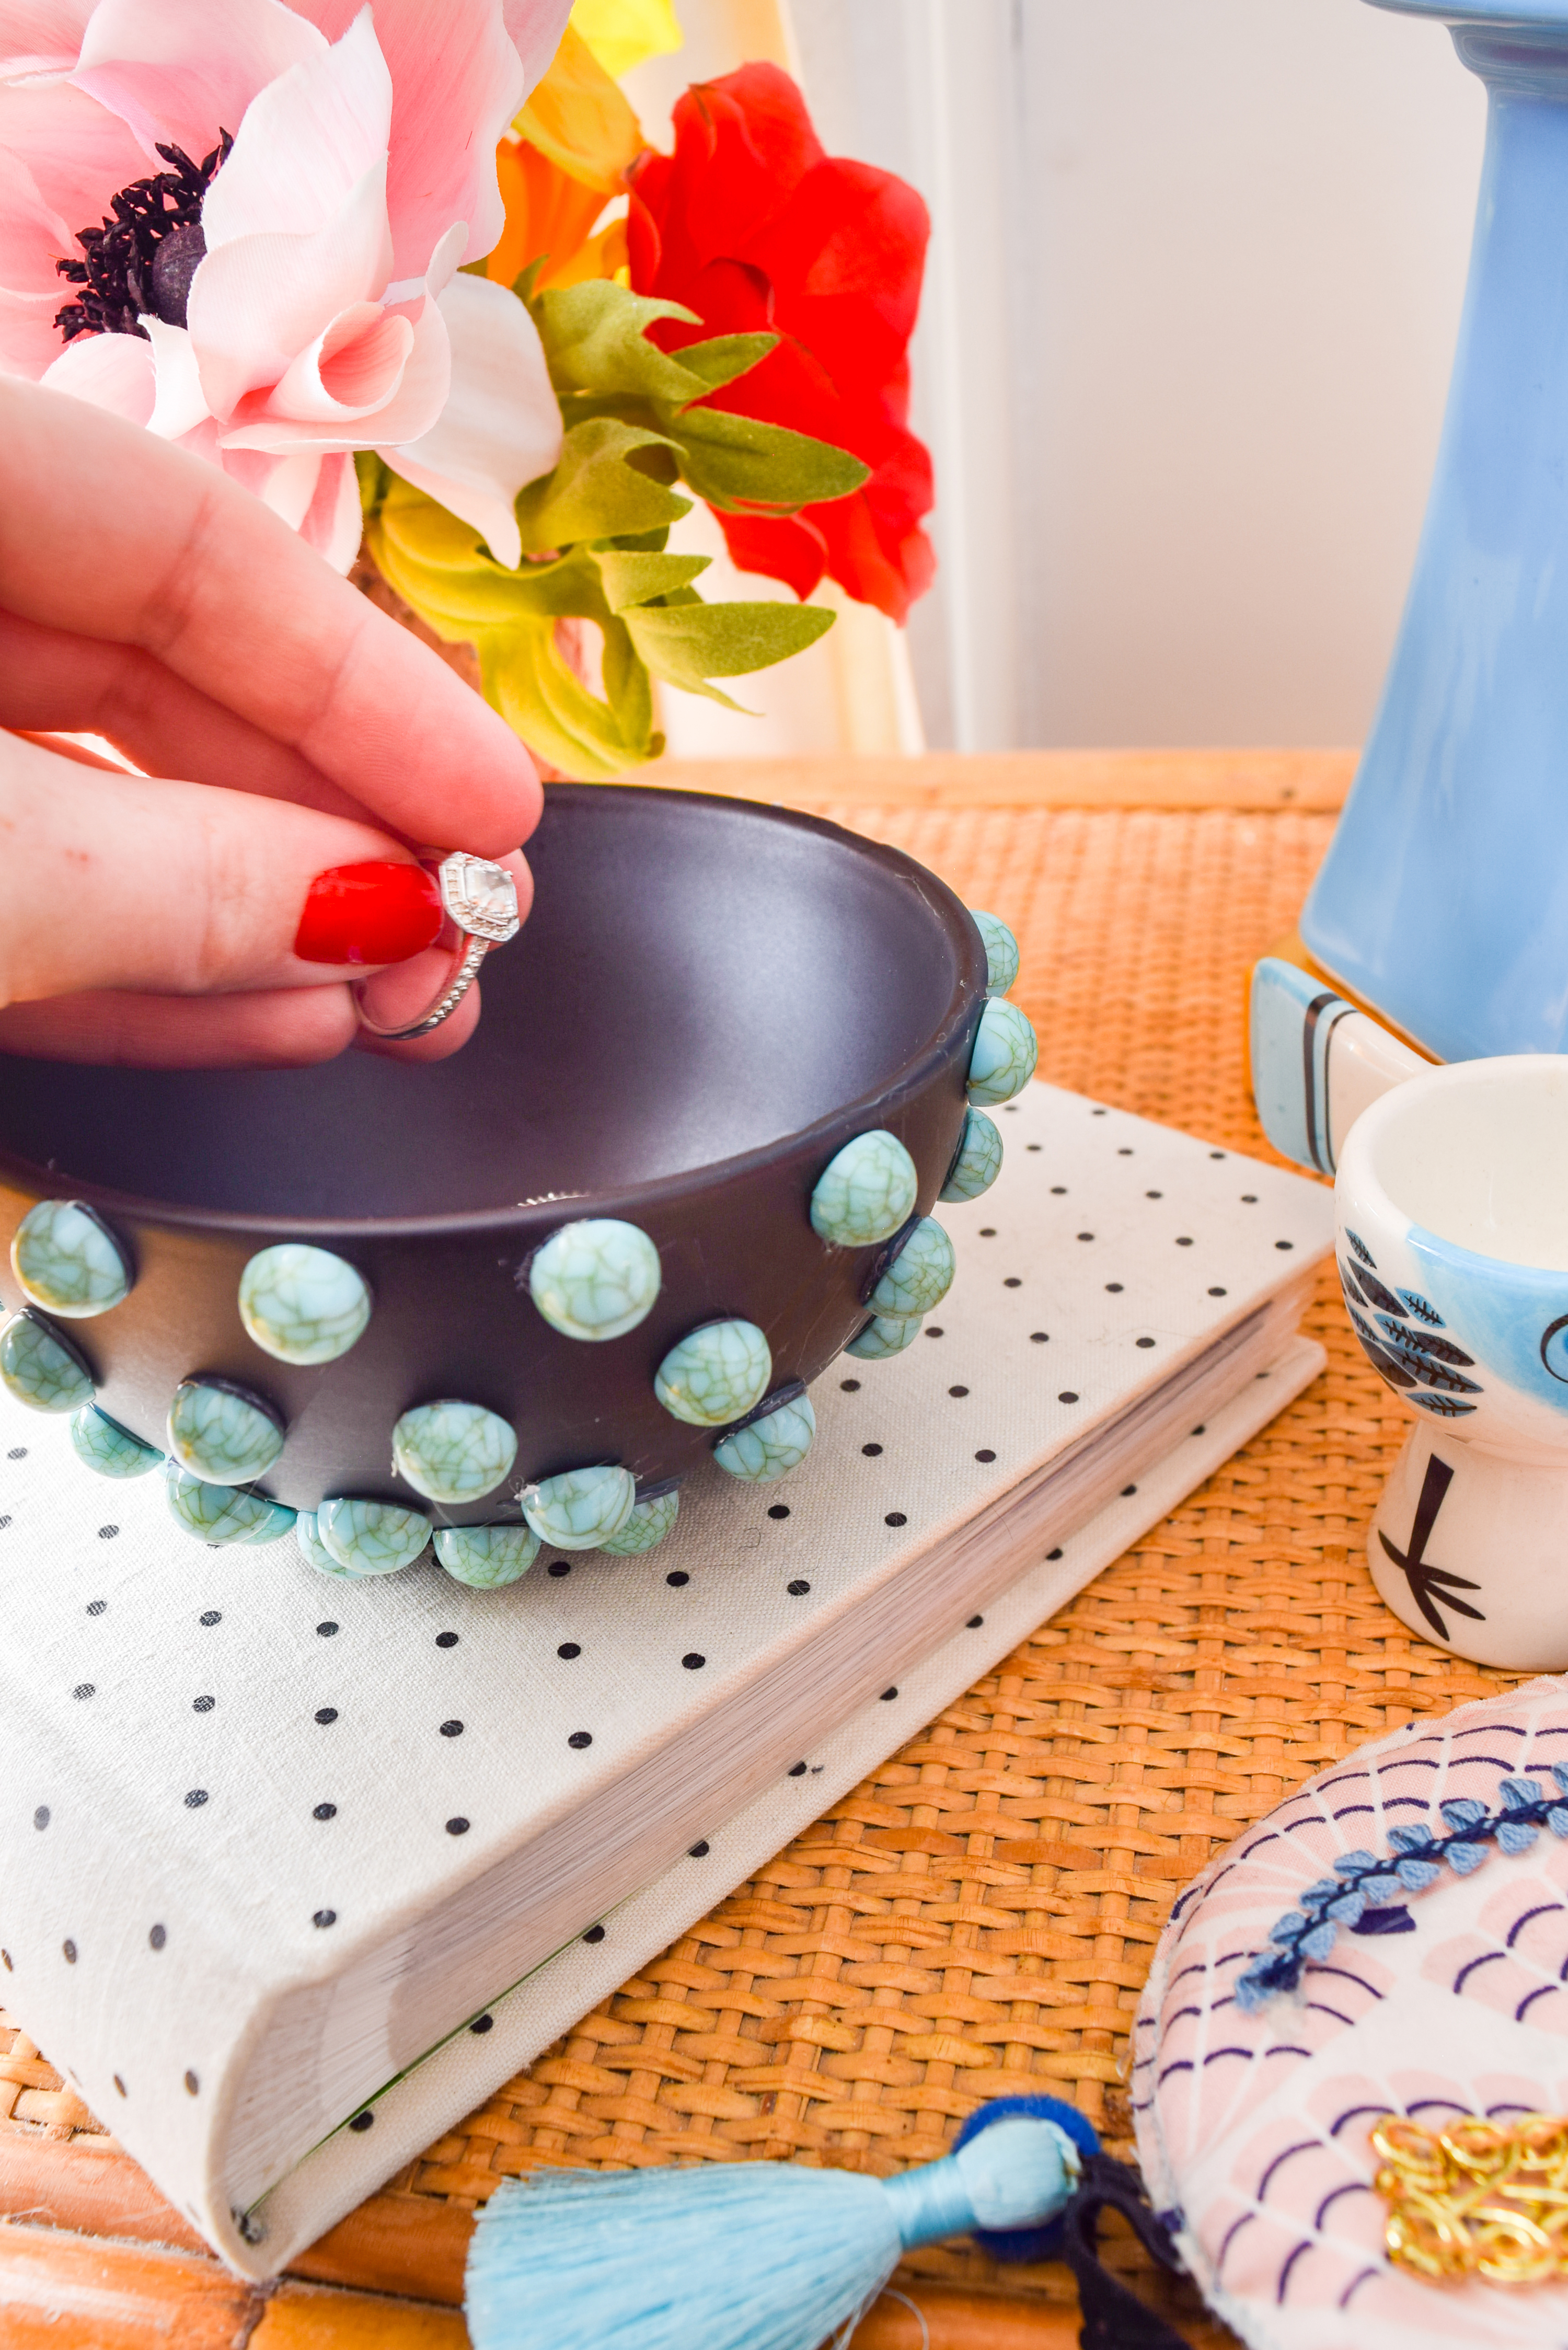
[0,1078,1322,2077]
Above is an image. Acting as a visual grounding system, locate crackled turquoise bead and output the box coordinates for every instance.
[966,998,1037,1107]
[598,1489,680,1556]
[238,1244,371,1366]
[713,1393,816,1483]
[434,1523,541,1588]
[970,909,1020,998]
[296,1511,355,1576]
[70,1404,162,1478]
[393,1400,517,1505]
[522,1463,636,1550]
[529,1220,661,1342]
[317,1497,431,1575]
[165,1465,294,1546]
[846,1314,923,1360]
[0,1313,93,1413]
[654,1320,771,1427]
[11,1200,130,1319]
[166,1378,284,1485]
[940,1107,1004,1204]
[868,1218,955,1319]
[810,1130,918,1248]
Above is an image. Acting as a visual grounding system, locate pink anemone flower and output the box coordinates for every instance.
[0,0,571,568]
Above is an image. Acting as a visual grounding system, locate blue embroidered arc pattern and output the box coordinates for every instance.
[1237,1768,1568,2012]
[1338,1234,1483,1419]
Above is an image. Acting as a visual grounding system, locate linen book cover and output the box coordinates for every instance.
[0,1082,1332,2272]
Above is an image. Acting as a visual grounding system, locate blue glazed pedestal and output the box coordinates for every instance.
[1302,1,1568,1063]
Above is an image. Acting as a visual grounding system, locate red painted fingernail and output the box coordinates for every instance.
[294,862,443,966]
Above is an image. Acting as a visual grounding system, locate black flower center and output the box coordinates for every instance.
[55,135,230,342]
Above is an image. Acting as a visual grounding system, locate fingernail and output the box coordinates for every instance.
[294,862,443,967]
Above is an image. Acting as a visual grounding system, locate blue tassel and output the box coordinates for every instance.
[466,2097,1101,2350]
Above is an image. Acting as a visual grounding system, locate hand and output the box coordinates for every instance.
[0,382,541,1067]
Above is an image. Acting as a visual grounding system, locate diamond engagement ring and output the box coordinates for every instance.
[353,852,522,1041]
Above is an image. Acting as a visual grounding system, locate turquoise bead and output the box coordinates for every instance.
[846,1314,923,1360]
[970,909,1020,998]
[654,1320,771,1427]
[434,1523,541,1587]
[0,1312,93,1413]
[238,1244,371,1366]
[810,1130,918,1247]
[529,1220,661,1341]
[868,1218,955,1318]
[940,1108,1004,1203]
[11,1200,130,1319]
[70,1404,162,1478]
[166,1379,284,1485]
[598,1489,679,1555]
[713,1393,816,1483]
[521,1464,636,1550]
[317,1497,431,1576]
[165,1465,294,1545]
[967,999,1038,1107]
[296,1511,356,1576]
[393,1400,517,1504]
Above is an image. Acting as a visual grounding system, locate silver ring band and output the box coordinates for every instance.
[352,850,521,1044]
[353,932,489,1041]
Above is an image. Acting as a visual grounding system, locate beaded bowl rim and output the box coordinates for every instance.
[0,788,989,1245]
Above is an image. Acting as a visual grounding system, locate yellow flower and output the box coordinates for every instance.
[489,22,645,292]
[570,0,683,81]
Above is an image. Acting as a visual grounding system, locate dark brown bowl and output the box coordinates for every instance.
[0,786,987,1524]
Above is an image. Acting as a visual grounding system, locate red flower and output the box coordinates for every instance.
[627,64,933,623]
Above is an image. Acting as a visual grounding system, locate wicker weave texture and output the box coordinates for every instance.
[3,800,1517,2331]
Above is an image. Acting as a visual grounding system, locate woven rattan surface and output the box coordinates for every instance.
[2,790,1521,2339]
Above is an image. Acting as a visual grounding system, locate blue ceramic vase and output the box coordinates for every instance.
[1302,0,1568,1063]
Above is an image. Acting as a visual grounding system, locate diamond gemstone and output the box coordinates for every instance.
[439,854,520,942]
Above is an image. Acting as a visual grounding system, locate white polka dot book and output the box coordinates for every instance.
[0,1082,1331,2276]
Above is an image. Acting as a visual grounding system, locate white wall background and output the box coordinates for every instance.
[630,1,1488,754]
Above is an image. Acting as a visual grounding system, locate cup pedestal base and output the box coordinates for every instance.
[1369,1420,1568,1670]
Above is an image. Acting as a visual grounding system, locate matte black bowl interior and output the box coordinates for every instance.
[0,786,987,1513]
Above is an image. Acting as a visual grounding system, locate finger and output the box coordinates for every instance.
[0,383,541,857]
[0,612,373,823]
[351,971,484,1062]
[0,733,460,1005]
[0,985,357,1067]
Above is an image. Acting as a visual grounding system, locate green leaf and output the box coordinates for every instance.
[369,493,613,630]
[476,615,662,780]
[655,406,870,511]
[622,598,836,708]
[595,548,711,612]
[535,280,706,404]
[670,332,778,394]
[354,449,390,520]
[515,415,692,551]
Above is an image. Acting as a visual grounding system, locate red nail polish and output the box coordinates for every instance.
[294,862,443,967]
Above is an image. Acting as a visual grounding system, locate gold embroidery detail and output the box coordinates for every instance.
[1373,2113,1568,2284]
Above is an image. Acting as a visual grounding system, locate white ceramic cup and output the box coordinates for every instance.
[1335,1054,1568,1669]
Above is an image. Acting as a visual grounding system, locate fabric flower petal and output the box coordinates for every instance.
[220,278,448,449]
[40,323,155,423]
[0,77,146,298]
[259,445,324,529]
[143,314,210,435]
[188,152,393,413]
[0,1,94,76]
[381,271,559,569]
[267,299,413,422]
[72,0,327,166]
[302,446,362,569]
[200,4,390,250]
[289,0,570,277]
